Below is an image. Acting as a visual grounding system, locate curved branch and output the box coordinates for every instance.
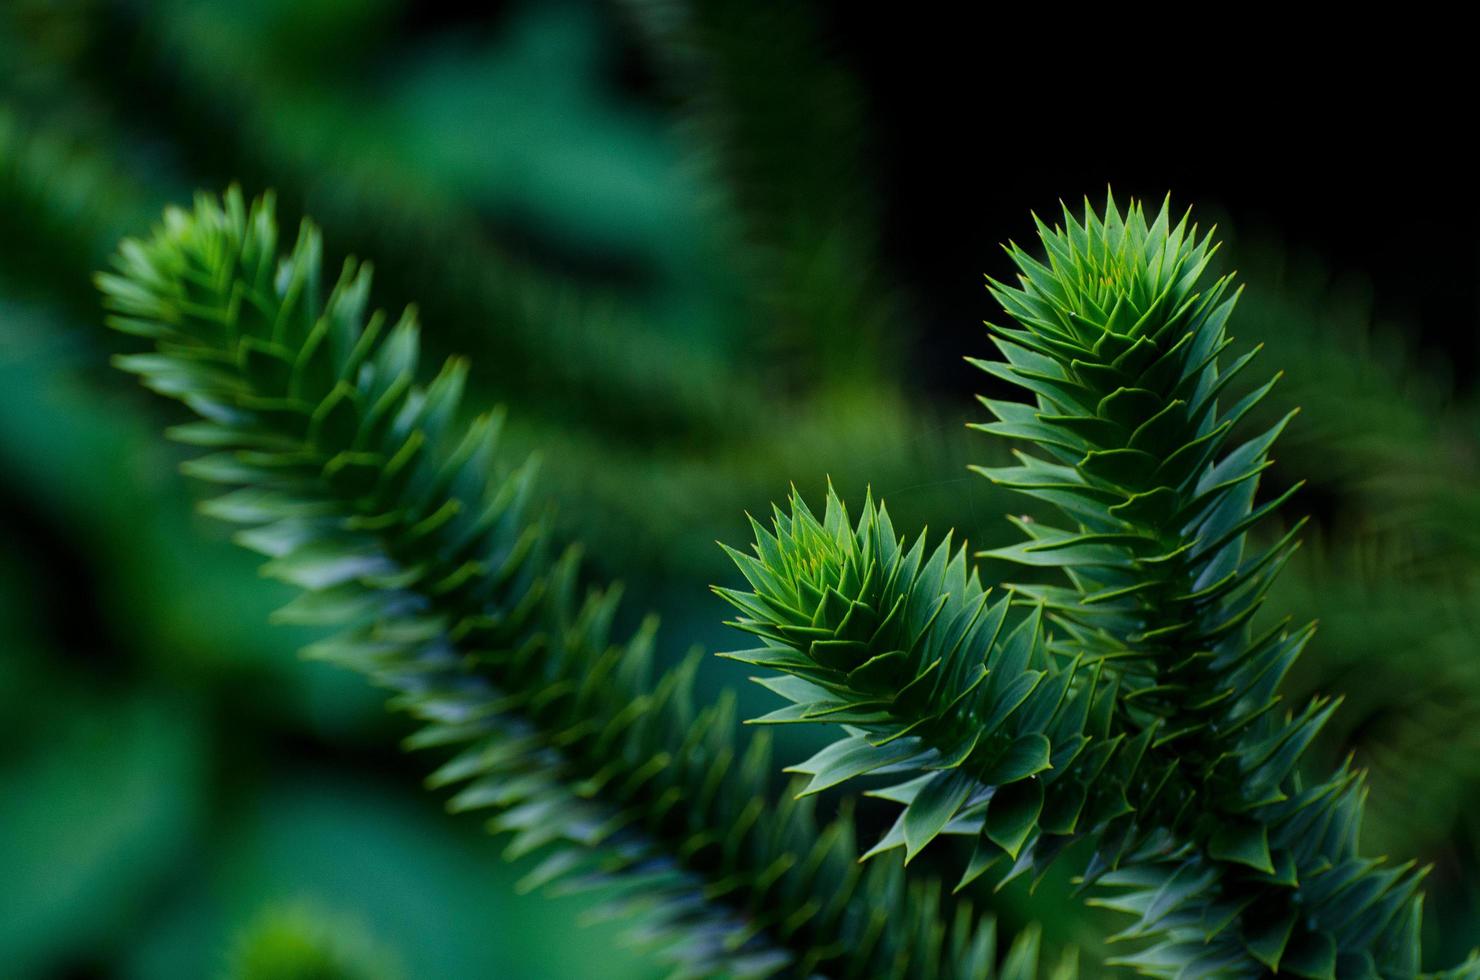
[98,188,1064,980]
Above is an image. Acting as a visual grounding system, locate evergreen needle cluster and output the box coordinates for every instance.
[98,183,1480,977]
[717,196,1480,979]
[97,188,1067,979]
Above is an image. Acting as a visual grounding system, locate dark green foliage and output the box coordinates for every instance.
[0,1,965,589]
[720,196,1480,978]
[1227,259,1480,865]
[975,197,1424,976]
[5,2,1477,972]
[99,187,1071,979]
[716,489,1101,878]
[621,0,897,383]
[224,901,404,980]
[0,107,164,309]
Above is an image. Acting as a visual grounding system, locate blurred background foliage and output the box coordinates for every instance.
[1,1,1475,976]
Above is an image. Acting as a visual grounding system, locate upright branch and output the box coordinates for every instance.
[974,196,1426,976]
[718,196,1479,978]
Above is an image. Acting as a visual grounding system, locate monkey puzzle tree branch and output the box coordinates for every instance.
[98,188,1069,980]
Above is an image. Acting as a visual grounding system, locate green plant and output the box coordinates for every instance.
[1226,254,1480,870]
[621,0,897,384]
[717,196,1480,977]
[7,3,1471,973]
[223,901,404,980]
[96,170,1480,975]
[98,187,1068,979]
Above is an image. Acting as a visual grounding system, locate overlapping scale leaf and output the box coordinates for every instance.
[99,187,1070,980]
[716,487,1151,887]
[970,193,1463,976]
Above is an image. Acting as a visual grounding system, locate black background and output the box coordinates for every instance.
[809,11,1477,395]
